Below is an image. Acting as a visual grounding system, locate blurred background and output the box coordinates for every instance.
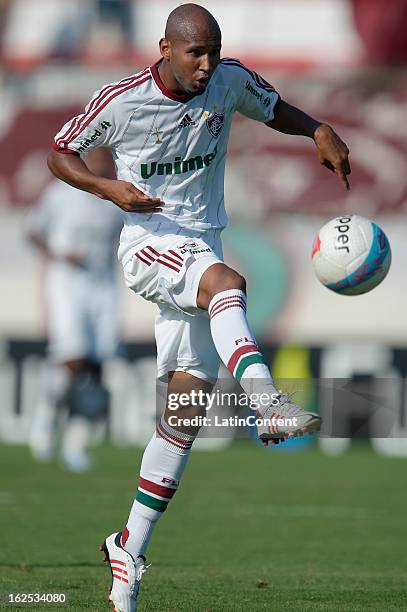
[1,2,407,609]
[0,0,407,458]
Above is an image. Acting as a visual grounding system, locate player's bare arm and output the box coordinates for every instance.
[47,150,163,213]
[266,100,351,190]
[28,232,85,266]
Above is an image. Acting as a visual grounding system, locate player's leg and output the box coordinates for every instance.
[29,359,69,461]
[122,370,211,558]
[101,278,217,611]
[40,272,111,469]
[103,369,213,612]
[197,262,321,441]
[60,279,116,471]
[30,271,85,462]
[60,358,109,472]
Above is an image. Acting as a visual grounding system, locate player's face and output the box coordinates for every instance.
[168,36,221,95]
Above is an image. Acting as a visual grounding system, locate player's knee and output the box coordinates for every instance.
[198,264,246,309]
[219,269,246,293]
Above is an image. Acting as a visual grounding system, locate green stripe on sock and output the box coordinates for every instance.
[235,353,266,381]
[136,490,168,513]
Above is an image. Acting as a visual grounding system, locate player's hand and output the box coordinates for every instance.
[64,253,86,267]
[313,124,351,190]
[97,179,163,213]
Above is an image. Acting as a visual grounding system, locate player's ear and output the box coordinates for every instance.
[159,38,171,60]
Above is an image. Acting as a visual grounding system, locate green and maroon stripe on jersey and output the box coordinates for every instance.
[135,476,178,513]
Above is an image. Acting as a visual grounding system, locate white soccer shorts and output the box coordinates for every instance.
[122,229,223,381]
[46,266,120,363]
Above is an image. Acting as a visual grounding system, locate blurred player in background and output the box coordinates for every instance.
[27,148,123,472]
[48,3,350,609]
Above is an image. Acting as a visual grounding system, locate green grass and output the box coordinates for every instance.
[1,441,407,611]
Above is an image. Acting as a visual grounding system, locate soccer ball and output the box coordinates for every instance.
[311,215,391,295]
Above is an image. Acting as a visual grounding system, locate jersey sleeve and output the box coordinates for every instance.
[221,58,280,123]
[52,80,126,155]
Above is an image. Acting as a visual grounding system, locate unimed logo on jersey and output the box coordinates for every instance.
[140,145,218,180]
[77,121,112,152]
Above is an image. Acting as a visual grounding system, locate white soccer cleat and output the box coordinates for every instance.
[100,532,150,612]
[256,392,321,446]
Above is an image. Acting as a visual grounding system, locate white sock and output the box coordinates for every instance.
[208,289,278,410]
[121,416,195,559]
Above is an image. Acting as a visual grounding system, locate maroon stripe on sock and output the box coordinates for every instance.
[157,424,193,448]
[139,477,177,498]
[209,294,246,311]
[159,422,193,447]
[227,343,260,375]
[157,425,192,449]
[210,297,246,315]
[209,296,246,318]
[210,301,247,320]
[157,429,186,450]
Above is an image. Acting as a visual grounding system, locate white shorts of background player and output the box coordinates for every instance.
[46,265,120,363]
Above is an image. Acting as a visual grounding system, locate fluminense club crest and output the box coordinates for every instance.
[206,112,225,138]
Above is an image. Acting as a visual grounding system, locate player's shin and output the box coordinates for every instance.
[208,290,321,441]
[121,414,197,560]
[208,289,279,406]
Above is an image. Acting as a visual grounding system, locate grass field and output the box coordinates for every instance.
[1,440,407,611]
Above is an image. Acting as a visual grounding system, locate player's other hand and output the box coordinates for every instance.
[313,124,351,190]
[64,252,86,267]
[97,179,163,213]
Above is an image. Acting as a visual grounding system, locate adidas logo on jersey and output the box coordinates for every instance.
[178,114,196,129]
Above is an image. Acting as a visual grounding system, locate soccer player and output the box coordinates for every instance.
[48,4,351,609]
[27,148,123,472]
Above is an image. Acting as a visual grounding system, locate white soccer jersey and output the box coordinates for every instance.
[53,58,280,261]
